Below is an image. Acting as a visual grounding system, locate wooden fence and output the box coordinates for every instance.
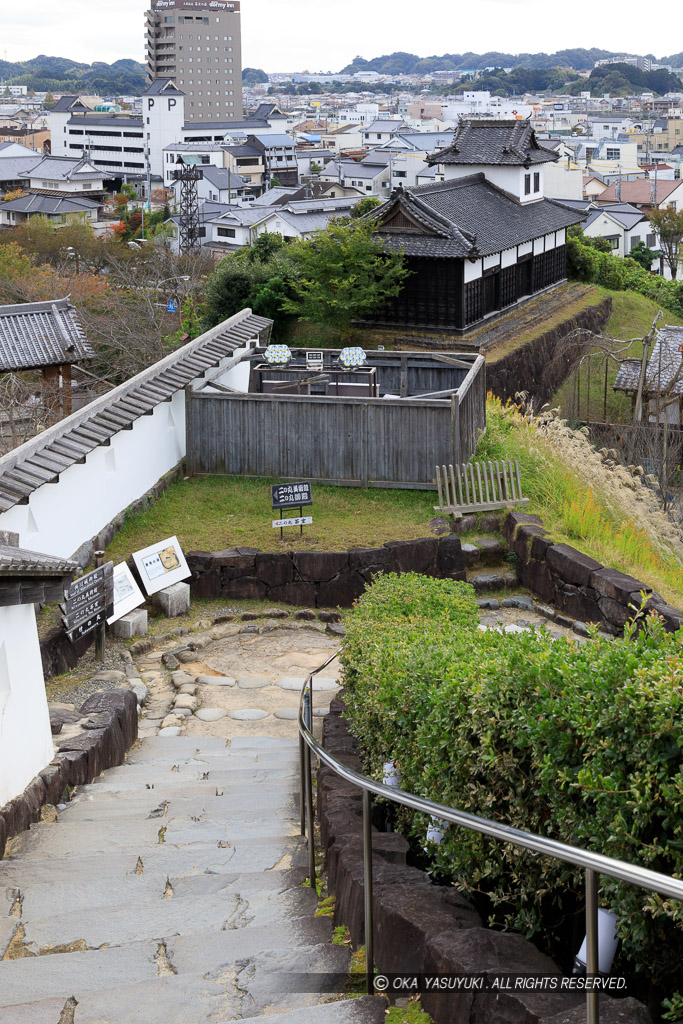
[186,354,485,490]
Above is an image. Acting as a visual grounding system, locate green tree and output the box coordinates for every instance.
[648,206,683,280]
[269,177,282,189]
[309,161,322,175]
[350,196,382,219]
[43,90,55,108]
[242,67,268,84]
[627,241,657,272]
[281,218,408,336]
[202,249,292,335]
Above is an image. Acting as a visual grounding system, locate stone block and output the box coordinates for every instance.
[221,576,267,601]
[530,531,554,560]
[318,571,366,608]
[255,553,294,587]
[598,596,631,629]
[293,551,350,582]
[645,599,683,633]
[591,567,651,604]
[189,569,220,600]
[429,515,452,536]
[110,608,148,640]
[452,514,477,535]
[185,550,216,573]
[554,585,601,624]
[476,537,507,564]
[503,510,545,546]
[518,558,555,602]
[512,522,548,561]
[384,538,438,574]
[435,535,465,576]
[469,573,505,592]
[547,544,603,588]
[348,546,396,574]
[461,542,480,566]
[152,582,190,618]
[268,581,317,607]
[211,548,259,568]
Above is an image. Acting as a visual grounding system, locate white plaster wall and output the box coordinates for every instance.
[545,233,557,250]
[501,247,517,268]
[441,164,545,203]
[533,237,545,255]
[556,228,566,246]
[518,241,533,257]
[544,162,582,200]
[145,92,186,179]
[0,390,185,559]
[464,259,482,282]
[483,253,501,270]
[0,604,54,806]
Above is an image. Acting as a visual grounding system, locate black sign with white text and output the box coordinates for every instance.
[271,482,312,509]
[63,562,114,640]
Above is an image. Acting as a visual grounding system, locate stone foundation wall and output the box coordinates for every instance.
[186,536,466,609]
[0,689,138,859]
[486,298,612,408]
[505,510,683,633]
[319,698,649,1024]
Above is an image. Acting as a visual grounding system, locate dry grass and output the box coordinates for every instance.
[478,396,683,607]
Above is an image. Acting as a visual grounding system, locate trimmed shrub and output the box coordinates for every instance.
[341,573,683,1012]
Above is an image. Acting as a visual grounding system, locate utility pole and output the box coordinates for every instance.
[633,309,663,423]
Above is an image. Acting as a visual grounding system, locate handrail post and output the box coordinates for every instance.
[585,868,600,1024]
[299,733,306,836]
[306,742,316,889]
[362,789,374,995]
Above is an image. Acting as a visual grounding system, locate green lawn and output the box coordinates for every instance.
[553,288,683,423]
[105,476,438,561]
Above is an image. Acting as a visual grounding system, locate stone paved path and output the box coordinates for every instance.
[0,623,383,1024]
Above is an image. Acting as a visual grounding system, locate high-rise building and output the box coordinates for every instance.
[145,0,242,122]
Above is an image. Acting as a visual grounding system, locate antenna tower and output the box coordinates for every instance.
[172,164,203,254]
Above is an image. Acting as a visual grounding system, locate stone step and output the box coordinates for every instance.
[9,811,299,860]
[0,924,335,1008]
[96,752,298,781]
[16,886,320,952]
[10,866,308,920]
[0,994,386,1024]
[86,766,298,794]
[123,735,298,763]
[0,834,308,887]
[63,786,297,822]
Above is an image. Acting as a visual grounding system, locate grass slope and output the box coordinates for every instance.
[105,476,437,561]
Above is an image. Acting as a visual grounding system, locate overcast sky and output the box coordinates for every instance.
[3,0,678,71]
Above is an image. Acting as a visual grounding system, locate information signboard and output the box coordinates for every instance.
[107,562,146,625]
[271,482,312,509]
[132,535,191,597]
[272,516,313,529]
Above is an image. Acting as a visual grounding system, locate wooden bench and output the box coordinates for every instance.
[434,459,529,520]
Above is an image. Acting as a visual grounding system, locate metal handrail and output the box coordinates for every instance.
[298,648,683,1024]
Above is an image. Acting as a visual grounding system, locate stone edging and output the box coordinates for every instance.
[319,697,650,1024]
[186,536,466,609]
[0,689,138,859]
[505,510,683,634]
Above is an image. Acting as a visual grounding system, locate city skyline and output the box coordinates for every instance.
[2,0,682,75]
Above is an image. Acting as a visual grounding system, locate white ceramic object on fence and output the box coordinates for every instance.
[574,908,619,975]
[382,760,401,789]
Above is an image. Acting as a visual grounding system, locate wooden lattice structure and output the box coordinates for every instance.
[435,458,528,519]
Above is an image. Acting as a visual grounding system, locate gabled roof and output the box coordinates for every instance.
[21,156,103,182]
[584,202,646,231]
[363,119,406,133]
[0,298,94,372]
[373,174,582,259]
[0,543,76,578]
[0,310,273,513]
[50,95,91,114]
[144,78,184,97]
[198,165,246,190]
[0,193,101,215]
[614,327,683,398]
[251,103,287,120]
[0,542,77,604]
[597,178,681,205]
[0,153,42,182]
[427,119,558,167]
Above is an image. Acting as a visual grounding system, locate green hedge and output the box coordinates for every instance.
[567,233,683,319]
[341,573,683,1014]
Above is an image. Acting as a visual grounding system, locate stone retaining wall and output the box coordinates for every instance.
[486,298,612,408]
[186,536,466,609]
[319,698,650,1024]
[505,510,683,634]
[0,689,138,859]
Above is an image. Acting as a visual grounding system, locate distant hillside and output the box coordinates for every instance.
[0,55,147,96]
[567,62,683,96]
[339,49,682,75]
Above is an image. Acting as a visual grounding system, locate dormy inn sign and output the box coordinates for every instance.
[153,0,239,9]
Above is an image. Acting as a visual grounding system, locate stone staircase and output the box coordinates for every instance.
[0,735,384,1024]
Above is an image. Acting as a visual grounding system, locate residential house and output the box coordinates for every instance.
[248,133,298,187]
[0,193,103,228]
[319,157,389,195]
[170,163,248,205]
[360,120,406,147]
[17,155,105,198]
[595,177,683,212]
[582,202,654,258]
[613,326,683,424]
[0,145,42,193]
[583,175,609,201]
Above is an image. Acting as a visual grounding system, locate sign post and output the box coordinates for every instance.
[62,558,114,648]
[271,482,313,538]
